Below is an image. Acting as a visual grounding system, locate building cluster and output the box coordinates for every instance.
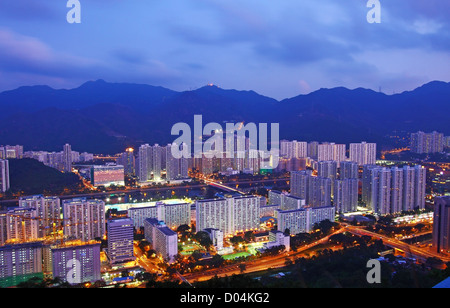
[410,131,446,154]
[277,141,376,172]
[266,186,336,235]
[24,144,94,172]
[285,140,427,217]
[0,131,444,287]
[0,195,135,286]
[362,165,426,215]
[137,143,189,183]
[0,145,23,160]
[290,162,359,214]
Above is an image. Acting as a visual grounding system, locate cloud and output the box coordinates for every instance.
[0,0,448,99]
[0,1,58,20]
[0,28,102,78]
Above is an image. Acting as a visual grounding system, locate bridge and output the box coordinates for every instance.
[346,225,450,263]
[203,179,246,195]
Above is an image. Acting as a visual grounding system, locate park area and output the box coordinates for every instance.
[179,242,204,256]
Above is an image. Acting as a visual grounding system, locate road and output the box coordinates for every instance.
[345,226,450,262]
[0,183,209,205]
[182,227,346,283]
[0,176,290,205]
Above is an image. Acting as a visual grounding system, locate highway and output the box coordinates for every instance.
[182,227,346,283]
[345,225,450,263]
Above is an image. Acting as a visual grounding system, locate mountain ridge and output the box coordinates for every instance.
[0,80,448,153]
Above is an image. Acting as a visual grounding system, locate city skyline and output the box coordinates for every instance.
[0,0,449,291]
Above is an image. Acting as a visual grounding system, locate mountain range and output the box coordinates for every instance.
[0,79,449,154]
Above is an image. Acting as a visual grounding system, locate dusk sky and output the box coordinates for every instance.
[0,0,449,100]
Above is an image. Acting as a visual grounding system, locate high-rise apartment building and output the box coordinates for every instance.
[334,178,358,213]
[107,218,134,265]
[318,160,338,195]
[6,207,40,243]
[166,143,189,181]
[0,159,10,193]
[127,201,190,229]
[411,131,444,154]
[277,206,335,235]
[432,196,450,253]
[51,242,101,284]
[63,198,106,242]
[144,218,178,263]
[339,161,359,179]
[290,170,331,207]
[0,242,43,281]
[290,170,312,200]
[137,144,166,182]
[0,145,23,159]
[195,196,260,236]
[19,195,61,237]
[307,141,319,160]
[308,176,332,208]
[349,142,377,166]
[268,190,305,211]
[63,144,72,173]
[137,144,153,183]
[116,148,136,176]
[362,165,426,215]
[317,143,346,166]
[280,140,308,159]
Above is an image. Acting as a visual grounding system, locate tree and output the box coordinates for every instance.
[230,236,245,245]
[177,224,191,233]
[284,258,293,267]
[194,231,213,250]
[314,219,336,235]
[243,231,255,243]
[238,263,247,274]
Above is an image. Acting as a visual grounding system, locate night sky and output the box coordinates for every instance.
[0,0,448,99]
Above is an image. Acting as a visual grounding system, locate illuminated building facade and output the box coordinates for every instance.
[144,218,177,263]
[0,159,9,193]
[19,195,61,237]
[0,242,43,281]
[195,196,260,236]
[411,131,444,154]
[90,164,125,187]
[107,218,134,265]
[127,201,190,229]
[277,205,335,235]
[433,196,450,253]
[63,198,106,242]
[349,142,377,166]
[51,241,101,284]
